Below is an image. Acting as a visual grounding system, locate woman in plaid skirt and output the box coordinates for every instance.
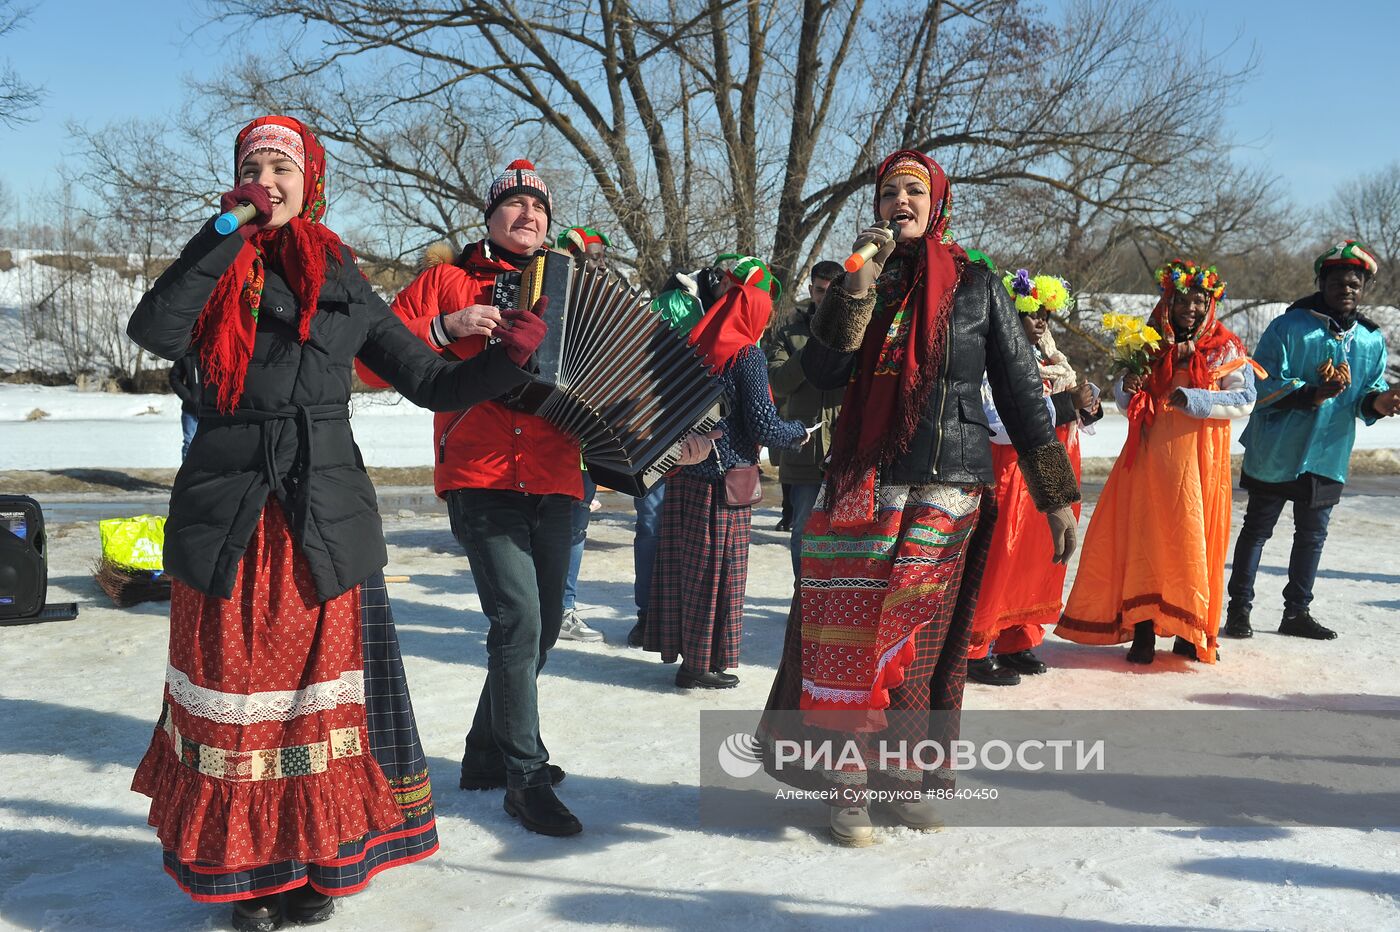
[757,150,1081,846]
[644,256,809,689]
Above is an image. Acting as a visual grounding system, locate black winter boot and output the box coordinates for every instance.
[627,611,646,648]
[967,657,1021,686]
[1126,621,1156,665]
[1279,608,1337,640]
[503,783,583,836]
[1221,603,1253,639]
[232,895,282,932]
[996,650,1048,675]
[284,882,334,924]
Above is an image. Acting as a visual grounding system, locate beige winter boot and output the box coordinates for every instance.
[884,796,944,831]
[828,805,875,847]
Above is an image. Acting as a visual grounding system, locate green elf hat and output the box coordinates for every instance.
[964,248,997,272]
[556,225,611,255]
[716,253,782,303]
[1314,240,1379,279]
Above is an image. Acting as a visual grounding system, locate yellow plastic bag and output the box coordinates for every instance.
[99,515,166,572]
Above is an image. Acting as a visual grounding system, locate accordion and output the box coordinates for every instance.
[492,249,724,496]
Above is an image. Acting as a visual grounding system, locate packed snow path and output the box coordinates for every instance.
[1,487,1397,930]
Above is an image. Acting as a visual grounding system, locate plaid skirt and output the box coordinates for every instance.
[757,484,997,796]
[151,569,438,902]
[644,473,751,672]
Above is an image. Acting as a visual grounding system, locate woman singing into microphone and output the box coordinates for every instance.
[757,150,1081,847]
[126,115,545,931]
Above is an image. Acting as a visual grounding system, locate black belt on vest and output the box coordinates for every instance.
[198,403,351,543]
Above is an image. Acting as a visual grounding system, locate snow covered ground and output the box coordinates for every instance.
[1,413,1399,928]
[5,383,1400,472]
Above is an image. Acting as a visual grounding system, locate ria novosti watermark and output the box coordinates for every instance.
[700,709,1400,829]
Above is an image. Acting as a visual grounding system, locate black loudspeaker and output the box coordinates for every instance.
[0,495,47,621]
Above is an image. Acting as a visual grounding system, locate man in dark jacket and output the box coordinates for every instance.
[168,353,200,460]
[768,259,844,578]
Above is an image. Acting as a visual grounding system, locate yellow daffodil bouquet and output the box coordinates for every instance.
[1100,312,1162,376]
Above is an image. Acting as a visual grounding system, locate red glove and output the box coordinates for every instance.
[218,183,274,238]
[497,296,549,367]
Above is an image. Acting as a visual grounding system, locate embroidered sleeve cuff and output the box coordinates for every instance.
[430,313,452,349]
[1017,440,1081,512]
[810,287,876,353]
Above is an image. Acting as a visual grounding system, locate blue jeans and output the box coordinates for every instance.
[180,412,198,461]
[563,475,596,611]
[633,480,666,614]
[1227,490,1334,615]
[787,482,821,580]
[447,488,572,789]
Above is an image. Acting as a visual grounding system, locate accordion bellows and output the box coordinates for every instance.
[500,250,724,495]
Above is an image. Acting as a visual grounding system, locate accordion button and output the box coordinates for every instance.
[518,482,525,489]
[514,428,522,435]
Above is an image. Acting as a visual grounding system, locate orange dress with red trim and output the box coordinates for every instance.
[969,418,1081,657]
[1054,371,1235,662]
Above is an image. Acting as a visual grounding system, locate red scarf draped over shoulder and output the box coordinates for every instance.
[1121,285,1251,468]
[687,281,774,372]
[825,149,967,504]
[192,115,346,413]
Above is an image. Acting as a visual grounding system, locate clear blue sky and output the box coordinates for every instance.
[2,0,1398,212]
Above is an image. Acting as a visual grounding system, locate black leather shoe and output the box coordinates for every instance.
[284,883,334,924]
[503,784,583,836]
[232,895,282,932]
[1126,621,1156,665]
[461,763,565,791]
[1221,603,1253,639]
[1279,609,1337,640]
[996,650,1047,675]
[627,612,646,648]
[967,657,1021,686]
[676,668,739,689]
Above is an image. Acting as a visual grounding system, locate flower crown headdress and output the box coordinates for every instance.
[1002,269,1072,315]
[1155,259,1226,301]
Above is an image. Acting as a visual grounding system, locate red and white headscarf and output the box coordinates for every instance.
[193,115,345,413]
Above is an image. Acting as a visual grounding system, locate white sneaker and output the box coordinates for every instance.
[559,610,605,642]
[829,806,874,847]
[884,797,943,831]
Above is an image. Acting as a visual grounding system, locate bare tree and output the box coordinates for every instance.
[200,0,1272,305]
[1328,161,1400,309]
[0,1,43,127]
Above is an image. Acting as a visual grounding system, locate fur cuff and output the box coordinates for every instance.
[810,286,876,353]
[1018,440,1081,512]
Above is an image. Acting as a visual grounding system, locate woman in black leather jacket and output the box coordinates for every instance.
[759,149,1080,847]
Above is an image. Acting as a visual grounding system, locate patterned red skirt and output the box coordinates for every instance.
[132,501,402,872]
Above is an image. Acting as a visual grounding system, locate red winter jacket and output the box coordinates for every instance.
[355,241,583,500]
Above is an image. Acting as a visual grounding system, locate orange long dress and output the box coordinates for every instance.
[1054,372,1233,663]
[969,420,1081,658]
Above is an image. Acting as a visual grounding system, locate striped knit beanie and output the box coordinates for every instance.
[485,159,552,223]
[1314,240,1379,279]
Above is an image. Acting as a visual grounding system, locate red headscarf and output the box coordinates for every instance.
[193,115,346,412]
[687,281,774,372]
[1121,261,1251,467]
[825,149,967,504]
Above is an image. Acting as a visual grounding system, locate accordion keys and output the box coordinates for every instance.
[498,249,725,496]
